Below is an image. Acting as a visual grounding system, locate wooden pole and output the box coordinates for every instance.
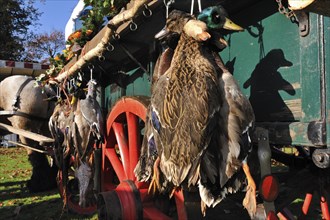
[53,0,151,83]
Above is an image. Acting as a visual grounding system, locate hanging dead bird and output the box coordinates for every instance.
[74,79,104,152]
[136,8,223,212]
[198,6,257,218]
[72,79,104,207]
[135,7,257,218]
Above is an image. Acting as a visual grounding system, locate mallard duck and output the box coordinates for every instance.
[135,6,257,218]
[135,8,222,213]
[208,52,256,218]
[198,7,257,217]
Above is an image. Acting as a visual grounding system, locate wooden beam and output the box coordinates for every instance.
[6,140,49,154]
[53,0,158,83]
[0,122,54,144]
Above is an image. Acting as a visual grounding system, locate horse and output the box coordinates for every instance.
[0,75,57,192]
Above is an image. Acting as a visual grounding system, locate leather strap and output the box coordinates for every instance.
[0,110,48,121]
[12,77,34,111]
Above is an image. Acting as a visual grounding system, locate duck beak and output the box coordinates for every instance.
[155,27,169,40]
[223,17,244,31]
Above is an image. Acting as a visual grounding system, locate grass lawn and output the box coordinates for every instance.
[0,147,97,220]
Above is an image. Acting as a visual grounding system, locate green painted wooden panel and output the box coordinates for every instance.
[325,15,330,146]
[104,68,151,111]
[222,12,303,122]
[300,13,322,122]
[222,12,329,146]
[126,70,151,98]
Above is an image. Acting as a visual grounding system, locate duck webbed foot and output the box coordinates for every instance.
[242,160,257,219]
[148,157,161,195]
[201,200,207,217]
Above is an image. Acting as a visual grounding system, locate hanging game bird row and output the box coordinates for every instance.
[134,5,257,219]
[49,78,104,208]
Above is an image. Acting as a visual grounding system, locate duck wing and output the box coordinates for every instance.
[134,105,158,182]
[79,96,104,142]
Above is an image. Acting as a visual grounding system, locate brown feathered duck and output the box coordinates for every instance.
[135,7,256,218]
[198,6,257,218]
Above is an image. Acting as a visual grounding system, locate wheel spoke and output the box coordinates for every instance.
[112,122,130,178]
[126,112,141,180]
[104,147,126,181]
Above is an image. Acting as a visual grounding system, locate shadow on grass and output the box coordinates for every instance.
[0,183,97,220]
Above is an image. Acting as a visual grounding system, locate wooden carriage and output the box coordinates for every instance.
[2,0,330,219]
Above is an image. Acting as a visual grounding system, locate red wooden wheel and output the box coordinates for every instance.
[101,96,150,191]
[99,96,187,220]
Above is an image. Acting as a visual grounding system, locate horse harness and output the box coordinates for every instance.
[0,77,49,121]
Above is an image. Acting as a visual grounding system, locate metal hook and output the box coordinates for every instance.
[66,81,71,92]
[190,0,202,15]
[130,20,138,31]
[77,71,83,81]
[56,86,60,98]
[143,4,152,17]
[70,78,75,91]
[164,0,174,18]
[88,64,94,80]
[106,43,114,52]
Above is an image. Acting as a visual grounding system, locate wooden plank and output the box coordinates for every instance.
[6,140,49,154]
[0,122,54,144]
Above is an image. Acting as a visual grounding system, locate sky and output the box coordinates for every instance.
[30,0,79,34]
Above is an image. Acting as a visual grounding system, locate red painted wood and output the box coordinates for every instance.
[277,211,288,220]
[102,97,189,219]
[174,189,188,220]
[260,175,279,202]
[126,112,140,180]
[116,182,138,219]
[321,196,330,220]
[105,147,126,181]
[300,193,313,218]
[267,211,279,220]
[112,122,130,178]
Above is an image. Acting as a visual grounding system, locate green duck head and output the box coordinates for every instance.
[197,5,243,31]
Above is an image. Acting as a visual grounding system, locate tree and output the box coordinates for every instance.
[24,30,65,64]
[0,0,41,60]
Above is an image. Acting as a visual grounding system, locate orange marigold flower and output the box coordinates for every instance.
[68,30,82,41]
[86,29,93,35]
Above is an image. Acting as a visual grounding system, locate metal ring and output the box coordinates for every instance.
[130,20,138,31]
[112,32,120,40]
[106,43,114,51]
[88,64,94,70]
[143,4,152,17]
[98,55,106,62]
